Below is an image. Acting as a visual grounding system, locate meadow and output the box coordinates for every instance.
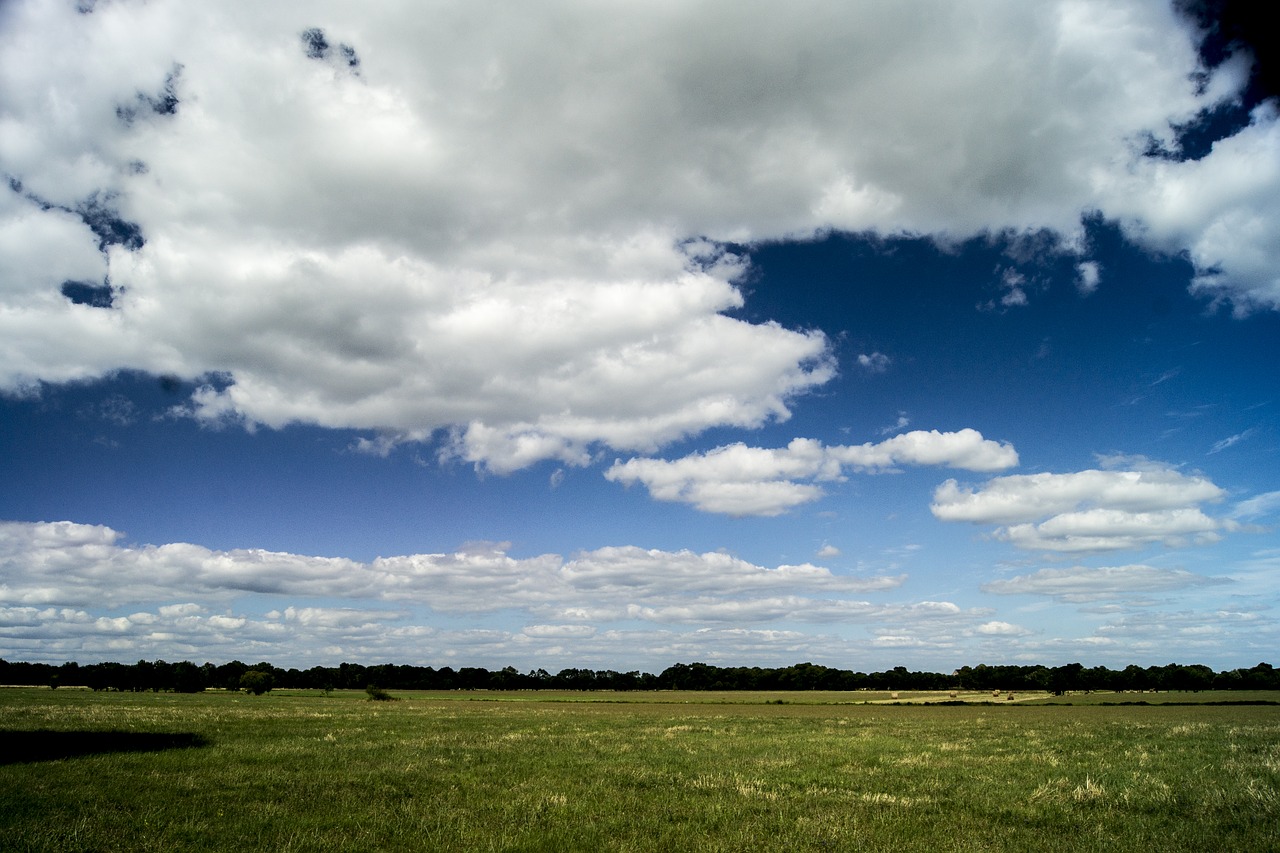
[1,687,1277,851]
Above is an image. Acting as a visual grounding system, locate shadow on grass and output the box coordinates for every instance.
[0,730,211,765]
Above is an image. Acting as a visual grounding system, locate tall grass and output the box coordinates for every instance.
[1,688,1276,851]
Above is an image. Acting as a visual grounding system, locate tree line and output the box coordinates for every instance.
[1,658,1277,694]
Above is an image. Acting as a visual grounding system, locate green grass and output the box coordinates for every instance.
[1,688,1277,851]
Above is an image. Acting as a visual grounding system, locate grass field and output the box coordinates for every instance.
[1,688,1277,851]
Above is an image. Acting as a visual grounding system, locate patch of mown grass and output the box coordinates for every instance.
[1,688,1276,851]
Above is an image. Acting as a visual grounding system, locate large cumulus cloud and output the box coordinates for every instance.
[1,0,1275,471]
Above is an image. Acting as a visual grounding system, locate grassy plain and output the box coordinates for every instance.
[1,687,1277,851]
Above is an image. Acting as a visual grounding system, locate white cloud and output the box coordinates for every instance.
[931,463,1230,551]
[974,621,1033,637]
[1100,103,1280,315]
[830,429,1019,473]
[607,429,1018,515]
[522,624,597,640]
[998,508,1228,552]
[0,1,1275,472]
[272,606,402,629]
[981,564,1228,602]
[857,352,891,373]
[604,439,834,516]
[816,544,841,559]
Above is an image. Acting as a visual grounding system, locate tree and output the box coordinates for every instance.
[240,669,273,695]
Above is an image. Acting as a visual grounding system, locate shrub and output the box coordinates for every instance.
[365,684,396,701]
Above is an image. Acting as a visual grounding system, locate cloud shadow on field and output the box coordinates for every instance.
[0,730,210,765]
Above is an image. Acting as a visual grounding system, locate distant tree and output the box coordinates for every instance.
[216,660,249,690]
[457,667,492,690]
[1121,664,1149,692]
[1244,662,1279,690]
[1049,663,1084,695]
[133,659,157,691]
[338,662,368,689]
[151,659,176,691]
[240,670,273,695]
[172,661,206,693]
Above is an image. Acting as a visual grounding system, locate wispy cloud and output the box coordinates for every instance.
[1232,490,1280,520]
[1209,428,1256,454]
[982,564,1228,603]
[879,413,911,435]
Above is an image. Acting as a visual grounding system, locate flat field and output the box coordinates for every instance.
[1,688,1276,851]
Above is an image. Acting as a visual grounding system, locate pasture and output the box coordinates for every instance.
[1,687,1277,851]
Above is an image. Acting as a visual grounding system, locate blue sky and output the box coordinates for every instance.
[1,1,1277,672]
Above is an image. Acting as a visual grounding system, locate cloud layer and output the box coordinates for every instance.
[3,516,1265,667]
[2,1,1278,472]
[1,519,1054,666]
[0,520,902,612]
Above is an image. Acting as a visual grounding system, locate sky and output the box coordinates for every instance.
[1,0,1277,673]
